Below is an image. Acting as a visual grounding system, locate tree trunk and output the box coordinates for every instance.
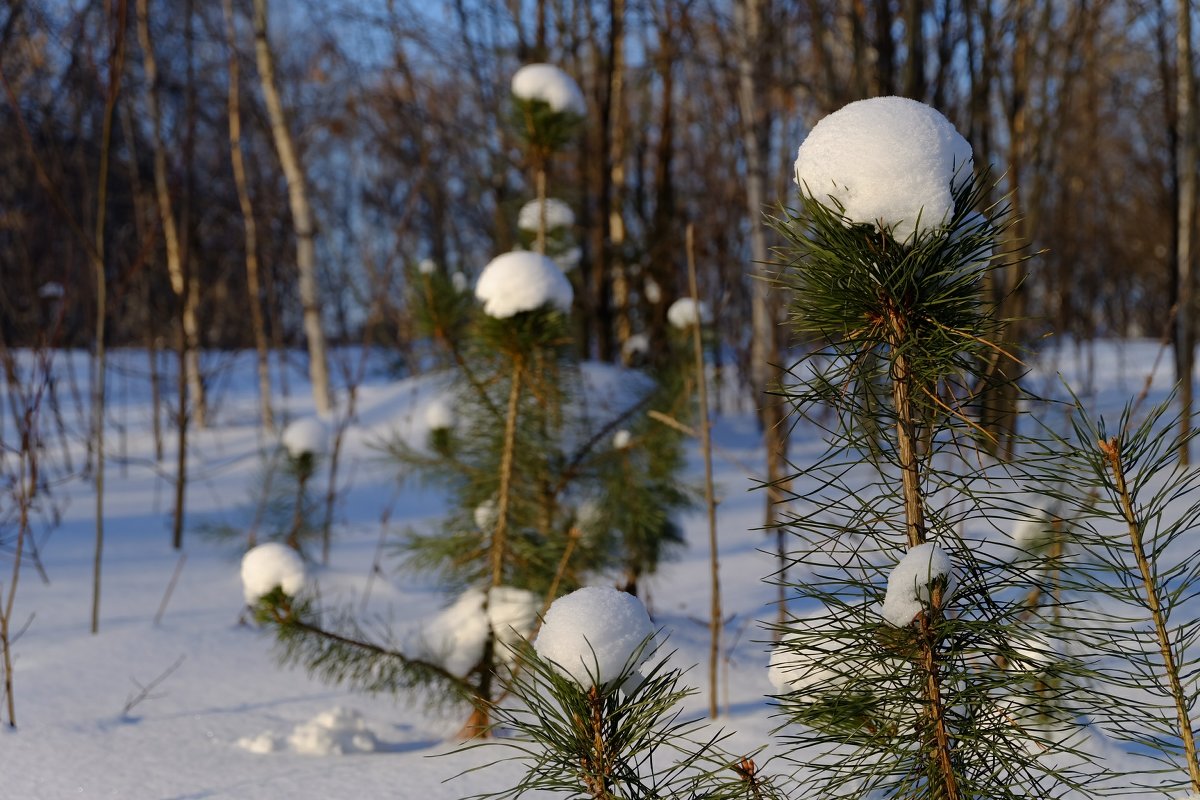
[136,0,207,428]
[253,0,333,416]
[224,0,274,432]
[736,0,790,625]
[1176,0,1196,463]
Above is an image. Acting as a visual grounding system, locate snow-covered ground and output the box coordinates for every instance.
[0,340,1186,797]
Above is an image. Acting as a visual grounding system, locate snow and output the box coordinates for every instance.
[621,333,649,361]
[554,245,582,272]
[474,497,498,532]
[794,96,973,244]
[612,429,632,450]
[881,542,955,627]
[281,416,327,458]
[451,270,469,292]
[511,63,586,116]
[768,621,896,701]
[241,542,308,604]
[38,281,65,299]
[475,251,573,318]
[238,707,380,756]
[534,586,656,688]
[517,198,575,232]
[418,258,437,275]
[424,398,455,431]
[417,587,540,675]
[643,276,662,304]
[667,297,710,329]
[1011,504,1057,551]
[0,341,1191,797]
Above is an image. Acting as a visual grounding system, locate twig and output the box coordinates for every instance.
[154,553,187,626]
[120,655,185,718]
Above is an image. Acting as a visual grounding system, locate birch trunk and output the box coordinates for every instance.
[253,0,332,416]
[224,0,274,432]
[135,0,207,429]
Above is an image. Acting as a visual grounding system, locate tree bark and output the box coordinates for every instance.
[253,0,333,416]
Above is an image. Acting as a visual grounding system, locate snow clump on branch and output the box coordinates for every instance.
[881,542,955,627]
[241,542,307,604]
[534,586,656,688]
[511,63,586,116]
[424,398,455,431]
[281,417,327,459]
[417,587,540,676]
[518,198,575,232]
[475,251,573,318]
[667,297,710,330]
[794,96,973,244]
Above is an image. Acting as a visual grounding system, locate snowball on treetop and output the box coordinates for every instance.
[474,497,499,532]
[518,198,576,232]
[281,417,327,459]
[881,542,955,627]
[612,429,633,450]
[475,251,573,318]
[1011,504,1057,552]
[241,542,307,604]
[451,271,469,293]
[794,96,974,244]
[534,586,656,688]
[554,246,582,272]
[417,258,437,275]
[621,333,649,362]
[667,297,710,330]
[38,281,65,299]
[424,398,456,431]
[511,63,586,116]
[643,277,662,304]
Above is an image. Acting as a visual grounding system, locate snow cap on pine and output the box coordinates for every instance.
[38,281,65,299]
[643,276,662,304]
[241,542,307,604]
[535,586,656,688]
[794,96,973,244]
[281,417,327,459]
[518,198,576,232]
[667,297,710,330]
[417,258,437,275]
[511,63,586,116]
[612,429,633,450]
[418,586,540,675]
[475,251,573,318]
[424,398,455,431]
[621,333,649,362]
[881,542,955,627]
[474,497,499,532]
[451,270,469,293]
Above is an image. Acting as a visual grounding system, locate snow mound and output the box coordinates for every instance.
[418,587,540,676]
[475,251,573,318]
[794,96,973,244]
[518,198,575,232]
[237,707,379,756]
[241,542,307,604]
[281,417,327,459]
[667,297,710,329]
[424,398,455,431]
[612,429,632,450]
[511,63,586,116]
[534,586,656,688]
[881,542,955,627]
